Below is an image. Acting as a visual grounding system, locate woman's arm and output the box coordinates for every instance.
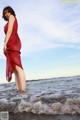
[5,15,15,45]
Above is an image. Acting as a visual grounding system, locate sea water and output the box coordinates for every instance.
[0,76,80,114]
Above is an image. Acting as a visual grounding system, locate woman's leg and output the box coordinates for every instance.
[15,65,26,91]
[14,70,21,91]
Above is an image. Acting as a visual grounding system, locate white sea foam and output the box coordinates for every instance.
[0,98,8,103]
[0,76,80,114]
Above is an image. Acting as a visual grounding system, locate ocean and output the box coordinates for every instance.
[0,75,80,120]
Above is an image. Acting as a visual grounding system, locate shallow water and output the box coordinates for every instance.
[0,76,80,114]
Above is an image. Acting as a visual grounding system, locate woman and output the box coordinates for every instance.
[2,6,26,93]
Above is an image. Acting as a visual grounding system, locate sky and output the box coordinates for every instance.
[0,0,80,84]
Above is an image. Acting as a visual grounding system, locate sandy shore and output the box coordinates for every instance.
[9,112,80,120]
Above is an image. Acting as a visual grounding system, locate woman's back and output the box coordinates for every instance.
[4,18,21,51]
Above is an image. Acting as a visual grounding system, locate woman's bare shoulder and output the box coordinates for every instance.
[9,15,15,21]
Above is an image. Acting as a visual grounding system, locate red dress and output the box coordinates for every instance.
[4,18,23,82]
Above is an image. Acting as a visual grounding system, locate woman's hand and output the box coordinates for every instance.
[3,43,7,52]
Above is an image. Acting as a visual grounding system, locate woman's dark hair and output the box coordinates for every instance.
[2,6,16,21]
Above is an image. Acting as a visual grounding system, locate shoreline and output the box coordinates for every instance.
[0,76,80,118]
[0,75,80,85]
[9,112,80,120]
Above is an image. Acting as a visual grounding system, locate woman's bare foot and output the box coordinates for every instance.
[20,90,26,94]
[16,89,20,93]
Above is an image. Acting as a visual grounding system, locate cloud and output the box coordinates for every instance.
[0,0,80,58]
